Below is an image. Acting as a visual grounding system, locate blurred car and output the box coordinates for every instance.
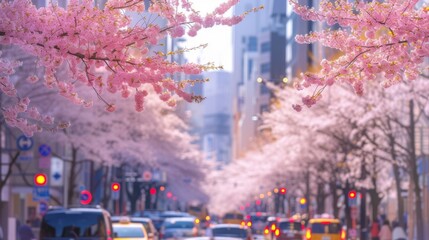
[207,224,252,240]
[160,217,199,240]
[222,212,245,225]
[305,218,345,240]
[275,219,304,240]
[113,217,148,240]
[39,206,114,239]
[133,211,164,231]
[245,213,269,234]
[112,216,159,240]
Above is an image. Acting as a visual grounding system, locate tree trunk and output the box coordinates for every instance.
[368,187,381,223]
[409,100,424,240]
[126,181,142,214]
[330,181,339,218]
[305,171,310,216]
[67,147,78,205]
[316,182,326,214]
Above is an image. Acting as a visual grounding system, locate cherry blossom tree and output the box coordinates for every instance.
[288,0,429,109]
[0,0,262,135]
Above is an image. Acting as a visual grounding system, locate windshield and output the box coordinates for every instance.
[212,228,247,239]
[278,222,302,231]
[311,223,341,234]
[164,221,194,229]
[224,213,243,219]
[250,216,268,223]
[114,226,145,238]
[40,212,107,238]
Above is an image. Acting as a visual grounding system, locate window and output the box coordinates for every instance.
[247,59,253,79]
[163,221,195,229]
[310,223,341,234]
[212,228,247,238]
[40,212,107,237]
[279,222,302,231]
[247,36,258,52]
[261,42,270,53]
[260,63,270,73]
[113,226,145,238]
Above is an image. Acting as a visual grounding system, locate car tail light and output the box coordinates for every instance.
[320,221,331,225]
[241,221,246,226]
[270,223,276,232]
[305,228,311,240]
[264,227,270,235]
[247,221,252,227]
[341,228,346,240]
[274,229,280,237]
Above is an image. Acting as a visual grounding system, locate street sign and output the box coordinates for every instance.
[50,157,64,186]
[80,190,92,205]
[39,156,51,169]
[143,171,152,181]
[38,144,51,157]
[33,186,49,201]
[18,151,34,161]
[152,170,161,181]
[112,191,119,200]
[16,135,33,151]
[39,201,48,215]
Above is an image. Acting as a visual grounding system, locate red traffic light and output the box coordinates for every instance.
[280,188,287,195]
[34,173,47,186]
[348,190,357,199]
[166,192,173,198]
[150,187,157,195]
[111,182,120,192]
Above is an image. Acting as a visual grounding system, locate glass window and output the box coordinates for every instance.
[310,223,341,234]
[114,226,145,238]
[40,212,107,238]
[163,221,194,229]
[247,59,253,79]
[247,36,258,52]
[261,42,270,53]
[278,222,302,230]
[261,63,270,73]
[212,228,247,238]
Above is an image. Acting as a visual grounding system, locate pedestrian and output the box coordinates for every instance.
[0,224,4,240]
[392,221,407,240]
[18,220,35,240]
[370,220,380,240]
[379,219,392,240]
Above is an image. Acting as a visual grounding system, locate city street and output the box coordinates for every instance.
[0,0,429,240]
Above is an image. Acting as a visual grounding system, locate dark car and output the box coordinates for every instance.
[246,213,269,234]
[275,219,303,240]
[39,206,113,239]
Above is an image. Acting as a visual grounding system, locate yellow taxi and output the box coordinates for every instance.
[113,217,148,240]
[222,211,244,225]
[305,217,345,240]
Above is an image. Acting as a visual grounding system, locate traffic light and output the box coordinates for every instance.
[34,173,47,186]
[166,192,173,198]
[300,198,307,205]
[111,182,120,192]
[279,187,287,195]
[150,187,157,195]
[348,190,357,199]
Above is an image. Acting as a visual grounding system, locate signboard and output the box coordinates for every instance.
[33,186,49,201]
[38,144,51,157]
[39,201,48,215]
[112,191,119,200]
[18,151,34,161]
[80,190,93,205]
[143,171,152,181]
[39,156,51,169]
[16,135,33,151]
[50,157,64,186]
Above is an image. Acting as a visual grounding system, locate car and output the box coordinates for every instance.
[113,216,148,240]
[160,217,199,240]
[245,213,269,234]
[305,217,346,240]
[222,212,244,225]
[133,211,164,231]
[275,219,304,240]
[39,206,114,239]
[112,217,159,240]
[207,224,252,240]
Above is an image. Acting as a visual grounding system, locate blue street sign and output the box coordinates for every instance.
[33,186,49,201]
[38,144,51,157]
[39,201,48,215]
[53,172,61,180]
[16,135,34,151]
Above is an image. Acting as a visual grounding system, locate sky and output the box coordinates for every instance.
[183,1,234,72]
